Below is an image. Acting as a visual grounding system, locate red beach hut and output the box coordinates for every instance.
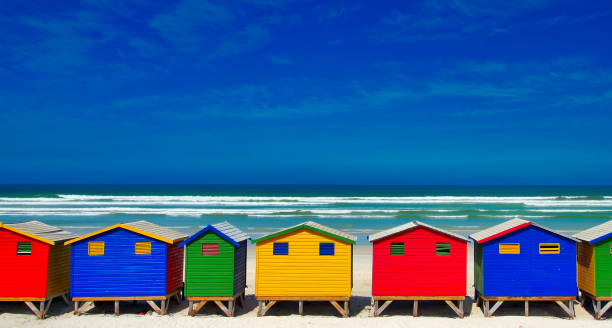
[0,220,77,319]
[368,221,469,317]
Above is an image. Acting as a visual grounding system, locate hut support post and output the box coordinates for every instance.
[114,301,119,316]
[525,301,529,316]
[554,300,575,319]
[257,300,277,316]
[213,300,234,317]
[299,301,303,316]
[146,299,169,315]
[329,301,349,318]
[485,300,503,317]
[61,293,70,305]
[599,301,612,319]
[445,300,464,318]
[413,300,418,317]
[73,301,94,315]
[372,300,378,316]
[189,301,207,316]
[373,300,392,317]
[24,301,45,319]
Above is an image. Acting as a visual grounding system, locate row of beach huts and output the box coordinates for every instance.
[0,218,611,320]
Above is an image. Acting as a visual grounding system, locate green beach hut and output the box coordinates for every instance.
[179,221,249,317]
[574,220,612,319]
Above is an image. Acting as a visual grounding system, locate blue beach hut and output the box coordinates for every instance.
[64,220,187,315]
[470,218,577,318]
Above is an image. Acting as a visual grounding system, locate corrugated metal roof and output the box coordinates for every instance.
[123,220,187,242]
[469,218,529,242]
[253,221,357,244]
[3,220,78,244]
[470,218,577,243]
[368,220,469,242]
[211,221,249,243]
[178,221,250,248]
[573,220,612,244]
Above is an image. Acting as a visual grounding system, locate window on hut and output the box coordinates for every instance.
[499,243,520,254]
[273,242,288,255]
[88,241,105,255]
[390,242,404,255]
[135,242,151,255]
[17,242,32,255]
[539,243,560,254]
[436,242,451,255]
[319,242,335,255]
[202,243,219,255]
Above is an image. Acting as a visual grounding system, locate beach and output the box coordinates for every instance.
[0,245,607,327]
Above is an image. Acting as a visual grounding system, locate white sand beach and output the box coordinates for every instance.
[0,246,607,328]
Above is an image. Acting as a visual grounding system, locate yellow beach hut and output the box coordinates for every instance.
[253,221,356,317]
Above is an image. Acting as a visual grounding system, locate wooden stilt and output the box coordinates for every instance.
[146,300,163,315]
[344,301,349,317]
[61,293,70,305]
[445,300,464,318]
[372,300,378,316]
[329,301,348,318]
[413,300,419,317]
[525,300,529,317]
[600,301,612,319]
[114,301,119,316]
[299,300,303,316]
[257,300,277,316]
[489,301,503,316]
[188,301,194,316]
[374,300,392,317]
[484,300,490,317]
[74,301,79,314]
[555,300,575,319]
[24,301,43,319]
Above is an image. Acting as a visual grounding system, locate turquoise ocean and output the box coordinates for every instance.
[1,185,611,244]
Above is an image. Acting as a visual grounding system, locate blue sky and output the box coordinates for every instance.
[0,0,611,185]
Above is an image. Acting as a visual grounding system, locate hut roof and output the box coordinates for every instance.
[0,220,78,245]
[65,220,187,245]
[179,221,249,247]
[368,220,468,242]
[573,220,612,244]
[252,221,357,244]
[470,218,576,244]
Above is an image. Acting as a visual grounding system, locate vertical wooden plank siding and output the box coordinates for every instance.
[594,238,612,296]
[474,243,484,295]
[576,241,596,295]
[481,225,576,297]
[184,231,235,297]
[46,244,71,296]
[233,240,247,295]
[255,229,352,297]
[0,228,49,298]
[372,226,467,297]
[70,229,167,297]
[166,243,184,294]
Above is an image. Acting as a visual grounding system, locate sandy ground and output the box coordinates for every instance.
[0,246,608,328]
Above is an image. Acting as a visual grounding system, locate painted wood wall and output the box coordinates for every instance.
[233,240,247,296]
[576,241,596,295]
[0,229,49,298]
[478,225,576,297]
[594,237,612,296]
[46,244,71,296]
[372,226,467,297]
[70,229,168,297]
[255,229,352,298]
[184,231,235,297]
[166,243,184,294]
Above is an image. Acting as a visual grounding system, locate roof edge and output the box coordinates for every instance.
[252,224,356,244]
[178,225,241,248]
[0,222,55,245]
[65,223,181,245]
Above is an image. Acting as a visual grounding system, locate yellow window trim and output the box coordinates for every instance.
[135,241,151,255]
[88,241,105,255]
[499,243,520,254]
[539,243,560,254]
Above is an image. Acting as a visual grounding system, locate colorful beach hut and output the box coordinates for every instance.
[253,221,356,317]
[574,220,612,319]
[0,221,77,319]
[470,218,577,318]
[64,220,187,315]
[368,221,468,317]
[179,221,249,317]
